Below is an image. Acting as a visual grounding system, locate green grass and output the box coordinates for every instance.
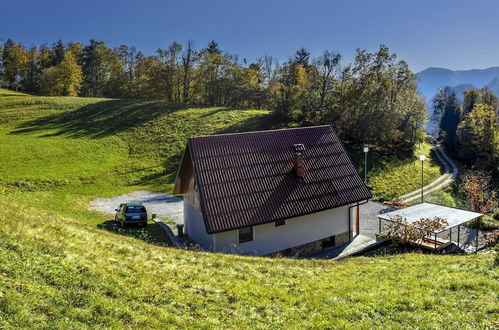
[0,198,497,328]
[0,91,276,226]
[349,142,443,201]
[0,126,127,181]
[0,89,497,328]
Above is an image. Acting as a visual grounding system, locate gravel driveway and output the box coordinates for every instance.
[359,201,396,238]
[89,190,183,224]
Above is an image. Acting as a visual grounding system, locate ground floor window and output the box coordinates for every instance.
[275,219,286,227]
[322,236,336,249]
[238,226,253,243]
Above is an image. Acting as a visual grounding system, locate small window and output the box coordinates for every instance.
[275,219,286,227]
[322,236,336,249]
[238,227,253,243]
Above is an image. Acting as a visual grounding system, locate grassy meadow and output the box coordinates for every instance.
[0,89,497,328]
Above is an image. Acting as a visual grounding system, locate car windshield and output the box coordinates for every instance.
[125,206,146,213]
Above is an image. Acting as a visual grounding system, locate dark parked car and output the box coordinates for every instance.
[115,202,148,227]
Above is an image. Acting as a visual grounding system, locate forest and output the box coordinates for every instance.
[433,86,499,173]
[0,39,426,152]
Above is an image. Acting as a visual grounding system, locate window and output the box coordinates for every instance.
[238,226,253,243]
[275,219,286,227]
[125,206,146,213]
[322,236,336,249]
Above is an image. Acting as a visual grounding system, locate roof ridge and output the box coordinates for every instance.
[190,125,331,139]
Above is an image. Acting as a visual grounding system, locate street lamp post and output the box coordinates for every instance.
[363,147,369,184]
[419,155,426,203]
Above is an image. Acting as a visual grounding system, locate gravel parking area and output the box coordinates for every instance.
[359,201,396,239]
[89,190,183,224]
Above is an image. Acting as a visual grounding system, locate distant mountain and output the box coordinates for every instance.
[416,66,499,102]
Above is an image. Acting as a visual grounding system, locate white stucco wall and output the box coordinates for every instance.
[184,200,213,250]
[213,205,352,256]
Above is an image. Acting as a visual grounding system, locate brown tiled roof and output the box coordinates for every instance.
[177,125,371,234]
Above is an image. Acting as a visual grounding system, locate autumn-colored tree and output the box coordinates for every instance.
[58,50,83,96]
[462,89,480,115]
[40,66,63,95]
[2,41,28,90]
[456,104,499,168]
[460,169,497,215]
[133,56,166,99]
[383,215,448,245]
[40,50,82,96]
[293,64,308,87]
[0,38,429,154]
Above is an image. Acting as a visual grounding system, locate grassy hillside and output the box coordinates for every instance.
[0,90,274,225]
[349,142,442,201]
[1,199,497,328]
[1,90,496,327]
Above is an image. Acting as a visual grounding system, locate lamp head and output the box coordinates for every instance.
[419,155,426,161]
[363,147,369,153]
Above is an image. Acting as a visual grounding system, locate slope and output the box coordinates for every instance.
[1,90,495,328]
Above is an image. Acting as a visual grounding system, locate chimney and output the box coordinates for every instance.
[293,144,306,182]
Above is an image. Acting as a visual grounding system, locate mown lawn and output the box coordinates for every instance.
[1,89,496,328]
[0,199,497,328]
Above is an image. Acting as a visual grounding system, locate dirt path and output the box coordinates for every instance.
[89,190,183,224]
[398,145,458,203]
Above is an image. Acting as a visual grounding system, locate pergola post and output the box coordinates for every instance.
[457,225,460,249]
[355,202,360,236]
[476,228,479,253]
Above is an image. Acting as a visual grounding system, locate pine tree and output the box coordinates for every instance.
[51,40,65,66]
[24,47,42,93]
[294,47,310,67]
[434,88,461,148]
[205,40,221,56]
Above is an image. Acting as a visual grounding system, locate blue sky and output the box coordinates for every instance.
[3,0,499,72]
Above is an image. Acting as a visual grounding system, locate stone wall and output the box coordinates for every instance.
[272,231,351,258]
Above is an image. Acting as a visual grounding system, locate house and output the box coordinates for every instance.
[172,125,372,256]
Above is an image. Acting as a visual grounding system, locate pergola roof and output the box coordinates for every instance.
[378,203,483,233]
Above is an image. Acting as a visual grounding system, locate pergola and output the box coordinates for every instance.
[377,203,483,253]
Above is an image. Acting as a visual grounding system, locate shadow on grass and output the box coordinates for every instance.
[98,220,172,247]
[362,242,434,257]
[10,99,193,139]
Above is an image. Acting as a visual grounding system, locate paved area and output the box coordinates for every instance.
[308,234,384,259]
[358,201,396,238]
[399,145,458,203]
[437,226,489,252]
[89,190,183,224]
[361,201,489,252]
[306,202,393,259]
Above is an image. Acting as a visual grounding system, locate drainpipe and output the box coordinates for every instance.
[348,200,369,241]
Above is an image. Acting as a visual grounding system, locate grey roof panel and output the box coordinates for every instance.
[378,202,483,232]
